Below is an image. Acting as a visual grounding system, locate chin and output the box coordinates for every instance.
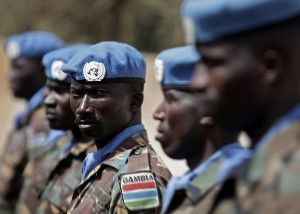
[49,123,68,131]
[165,149,186,160]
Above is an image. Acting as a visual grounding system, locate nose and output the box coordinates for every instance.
[8,69,16,82]
[76,94,94,115]
[44,90,56,107]
[153,101,166,121]
[190,63,209,91]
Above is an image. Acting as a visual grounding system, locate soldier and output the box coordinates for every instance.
[182,0,300,213]
[15,44,93,213]
[152,45,252,214]
[61,41,172,213]
[0,31,64,213]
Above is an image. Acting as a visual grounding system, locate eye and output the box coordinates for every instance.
[70,89,84,99]
[202,57,225,68]
[164,90,179,104]
[90,88,109,98]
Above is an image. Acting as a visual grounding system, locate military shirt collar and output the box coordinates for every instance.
[81,128,147,182]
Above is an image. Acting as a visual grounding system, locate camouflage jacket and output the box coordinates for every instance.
[0,106,49,213]
[37,140,95,214]
[68,131,172,214]
[16,133,71,214]
[166,155,227,214]
[238,120,300,214]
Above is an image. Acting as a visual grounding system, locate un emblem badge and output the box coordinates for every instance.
[154,58,164,83]
[83,61,106,82]
[51,60,67,81]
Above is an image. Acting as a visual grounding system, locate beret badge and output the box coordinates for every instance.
[154,58,164,83]
[83,61,106,82]
[6,41,21,59]
[51,60,67,81]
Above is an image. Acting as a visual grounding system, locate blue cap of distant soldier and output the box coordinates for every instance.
[181,0,300,44]
[43,44,90,85]
[154,45,200,89]
[62,41,146,84]
[4,31,64,59]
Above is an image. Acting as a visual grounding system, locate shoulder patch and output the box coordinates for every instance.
[119,171,160,211]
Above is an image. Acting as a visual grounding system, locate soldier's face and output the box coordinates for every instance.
[70,80,133,142]
[8,57,43,99]
[191,42,264,133]
[44,80,75,130]
[153,89,208,159]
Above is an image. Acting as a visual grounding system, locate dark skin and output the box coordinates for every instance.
[191,17,300,144]
[44,79,86,142]
[153,88,237,169]
[8,57,46,100]
[70,79,143,150]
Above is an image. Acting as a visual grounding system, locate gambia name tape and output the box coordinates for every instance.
[120,171,160,211]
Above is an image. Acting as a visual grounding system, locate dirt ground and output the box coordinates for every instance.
[0,42,188,176]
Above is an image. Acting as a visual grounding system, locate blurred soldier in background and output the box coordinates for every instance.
[152,45,252,213]
[182,0,300,213]
[62,41,171,213]
[0,31,64,213]
[16,44,94,213]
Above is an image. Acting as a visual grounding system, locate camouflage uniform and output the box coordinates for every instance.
[165,143,252,214]
[166,157,224,214]
[68,131,171,214]
[16,132,71,213]
[0,105,49,213]
[209,108,300,214]
[238,120,300,214]
[36,140,95,214]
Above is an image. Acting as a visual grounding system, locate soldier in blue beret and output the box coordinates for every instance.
[152,45,252,213]
[0,31,64,213]
[15,44,95,213]
[61,41,171,213]
[182,0,300,213]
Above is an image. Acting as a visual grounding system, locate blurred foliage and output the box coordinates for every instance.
[0,0,184,52]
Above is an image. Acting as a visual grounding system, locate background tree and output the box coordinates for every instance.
[0,0,183,52]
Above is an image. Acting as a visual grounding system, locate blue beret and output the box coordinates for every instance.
[43,44,90,85]
[154,45,200,89]
[181,0,300,44]
[62,41,146,84]
[4,31,64,59]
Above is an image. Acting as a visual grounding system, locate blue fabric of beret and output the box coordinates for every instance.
[181,0,300,44]
[154,45,200,89]
[62,41,146,84]
[43,44,90,85]
[4,31,64,59]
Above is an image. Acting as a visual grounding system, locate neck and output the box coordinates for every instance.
[247,98,299,145]
[187,126,238,170]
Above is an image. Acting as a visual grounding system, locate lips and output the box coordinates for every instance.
[45,110,57,120]
[154,127,167,143]
[74,116,99,130]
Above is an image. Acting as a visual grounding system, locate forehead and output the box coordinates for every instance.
[70,79,130,90]
[46,79,69,88]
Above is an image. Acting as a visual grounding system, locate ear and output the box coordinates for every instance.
[260,49,285,86]
[130,92,144,112]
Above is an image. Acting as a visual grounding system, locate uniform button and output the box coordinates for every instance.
[134,148,142,155]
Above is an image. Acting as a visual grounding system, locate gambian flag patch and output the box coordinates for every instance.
[119,171,160,211]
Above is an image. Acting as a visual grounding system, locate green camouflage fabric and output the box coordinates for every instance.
[209,121,300,214]
[166,156,225,214]
[237,120,300,214]
[16,132,71,214]
[0,106,50,213]
[68,131,172,214]
[36,140,95,214]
